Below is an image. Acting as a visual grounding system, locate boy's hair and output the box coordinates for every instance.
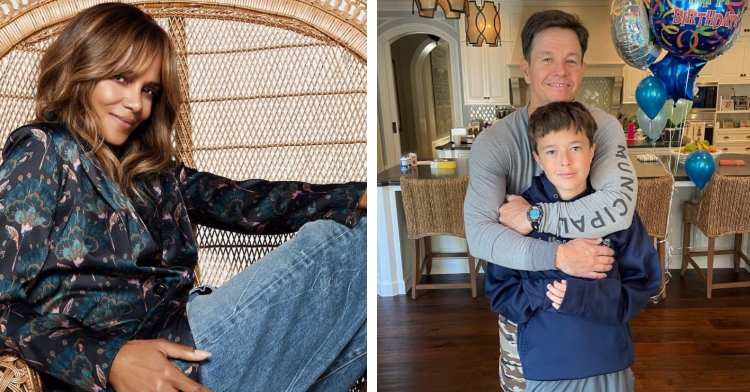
[527,101,597,152]
[521,10,589,62]
[35,2,180,200]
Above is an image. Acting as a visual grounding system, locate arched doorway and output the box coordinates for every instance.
[377,24,463,171]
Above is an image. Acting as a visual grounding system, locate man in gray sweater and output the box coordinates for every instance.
[464,10,638,391]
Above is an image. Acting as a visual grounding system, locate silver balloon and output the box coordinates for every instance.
[610,0,662,70]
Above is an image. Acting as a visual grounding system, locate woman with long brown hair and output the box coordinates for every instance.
[0,3,366,391]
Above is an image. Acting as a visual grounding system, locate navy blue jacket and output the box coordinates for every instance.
[486,174,661,381]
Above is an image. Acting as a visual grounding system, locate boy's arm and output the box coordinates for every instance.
[553,215,662,325]
[537,111,638,238]
[485,264,556,324]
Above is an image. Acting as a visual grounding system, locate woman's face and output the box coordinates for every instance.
[90,53,162,146]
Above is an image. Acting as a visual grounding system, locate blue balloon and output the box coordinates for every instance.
[635,76,668,119]
[649,0,745,59]
[636,108,667,140]
[685,150,715,190]
[648,54,706,101]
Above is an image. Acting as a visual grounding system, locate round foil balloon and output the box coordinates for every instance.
[610,0,662,69]
[649,0,745,58]
[700,26,740,61]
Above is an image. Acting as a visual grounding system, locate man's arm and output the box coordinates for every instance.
[464,127,558,271]
[465,117,615,277]
[539,108,638,238]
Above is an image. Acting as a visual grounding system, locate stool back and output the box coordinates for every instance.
[688,174,750,238]
[400,175,469,240]
[635,176,674,239]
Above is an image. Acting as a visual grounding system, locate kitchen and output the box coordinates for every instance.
[377,1,750,390]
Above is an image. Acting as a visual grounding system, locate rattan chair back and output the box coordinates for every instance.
[683,174,750,238]
[0,2,366,390]
[0,0,366,288]
[635,175,674,239]
[401,175,469,240]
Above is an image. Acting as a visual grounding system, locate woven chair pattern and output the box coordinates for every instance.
[0,1,366,390]
[0,355,42,392]
[634,175,674,299]
[635,176,673,239]
[683,174,750,238]
[682,174,750,299]
[401,176,470,239]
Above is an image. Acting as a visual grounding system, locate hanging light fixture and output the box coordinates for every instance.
[465,1,501,47]
[412,0,465,19]
[412,0,501,47]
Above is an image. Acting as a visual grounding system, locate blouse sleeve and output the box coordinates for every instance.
[175,164,365,234]
[0,126,126,391]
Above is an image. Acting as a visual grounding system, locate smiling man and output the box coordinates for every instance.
[462,10,639,391]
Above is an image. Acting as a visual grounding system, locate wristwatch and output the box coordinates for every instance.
[526,204,544,231]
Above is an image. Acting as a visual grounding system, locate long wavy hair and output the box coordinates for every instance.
[35,2,181,200]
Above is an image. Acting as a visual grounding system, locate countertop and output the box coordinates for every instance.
[377,154,750,186]
[435,138,686,151]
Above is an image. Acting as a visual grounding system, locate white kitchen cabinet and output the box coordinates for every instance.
[695,59,718,82]
[461,43,511,105]
[741,5,750,37]
[714,124,750,153]
[714,103,750,151]
[458,16,511,105]
[717,37,750,83]
[713,5,750,82]
[623,65,647,104]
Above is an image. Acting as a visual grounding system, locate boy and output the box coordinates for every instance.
[485,101,661,392]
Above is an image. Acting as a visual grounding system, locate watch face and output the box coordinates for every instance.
[528,207,541,220]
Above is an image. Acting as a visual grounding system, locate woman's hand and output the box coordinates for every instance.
[357,190,367,210]
[109,339,212,392]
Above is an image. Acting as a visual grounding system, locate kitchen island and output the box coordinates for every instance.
[377,154,750,297]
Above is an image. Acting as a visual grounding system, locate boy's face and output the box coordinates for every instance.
[532,126,595,200]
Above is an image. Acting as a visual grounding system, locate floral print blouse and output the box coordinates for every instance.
[0,123,365,391]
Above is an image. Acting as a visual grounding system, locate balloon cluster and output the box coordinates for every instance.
[611,0,744,186]
[612,0,745,101]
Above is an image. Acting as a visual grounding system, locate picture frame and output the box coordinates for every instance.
[733,95,748,111]
[723,119,735,128]
[722,96,735,111]
[741,120,750,128]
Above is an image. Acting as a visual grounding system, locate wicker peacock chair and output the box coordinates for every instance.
[0,0,367,390]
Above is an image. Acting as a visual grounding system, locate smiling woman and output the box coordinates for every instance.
[0,2,367,391]
[91,57,162,147]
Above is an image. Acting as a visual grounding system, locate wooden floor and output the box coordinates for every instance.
[377,269,750,391]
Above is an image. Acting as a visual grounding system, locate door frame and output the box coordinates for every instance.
[377,24,463,169]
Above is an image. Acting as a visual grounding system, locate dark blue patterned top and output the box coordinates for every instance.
[0,123,365,391]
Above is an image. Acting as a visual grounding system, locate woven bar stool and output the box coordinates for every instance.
[681,174,750,299]
[635,175,674,298]
[400,175,479,299]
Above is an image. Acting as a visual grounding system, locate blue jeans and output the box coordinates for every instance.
[186,218,367,391]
